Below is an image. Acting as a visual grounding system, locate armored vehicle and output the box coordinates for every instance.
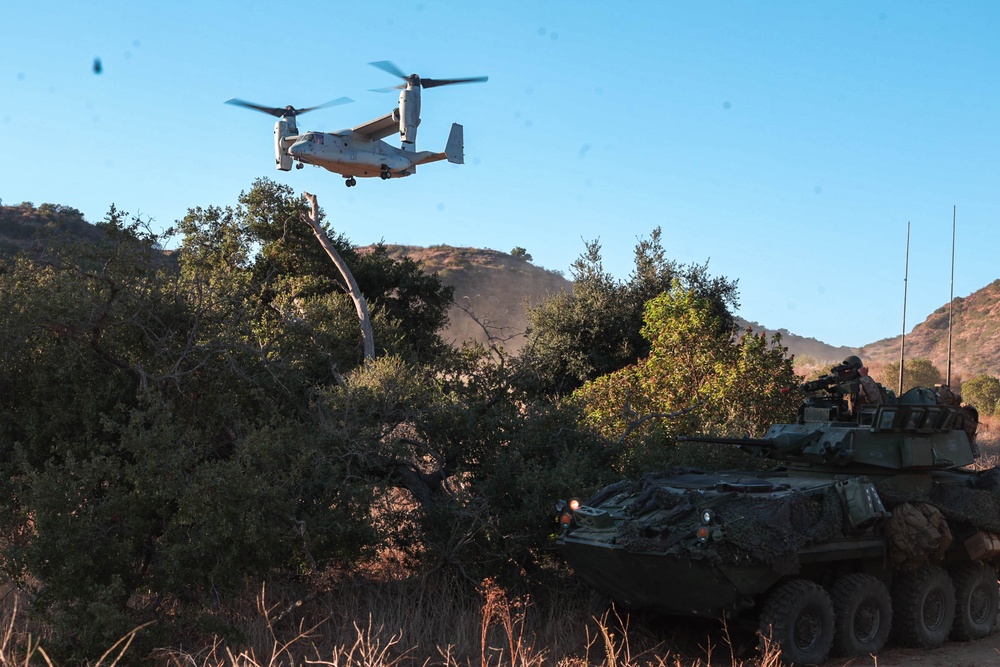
[556,366,999,665]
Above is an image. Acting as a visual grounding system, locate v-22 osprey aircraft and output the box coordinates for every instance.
[226,61,487,187]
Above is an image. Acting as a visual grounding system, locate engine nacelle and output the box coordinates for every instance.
[273,118,294,171]
[398,88,421,145]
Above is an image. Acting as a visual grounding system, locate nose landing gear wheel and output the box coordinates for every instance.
[345,177,357,187]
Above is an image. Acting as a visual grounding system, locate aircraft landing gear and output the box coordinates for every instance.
[295,162,304,170]
[345,177,357,187]
[379,165,392,180]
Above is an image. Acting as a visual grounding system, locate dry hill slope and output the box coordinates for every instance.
[382,245,861,362]
[4,205,998,379]
[862,279,1000,382]
[377,245,1000,380]
[0,203,105,255]
[737,318,858,364]
[375,245,571,351]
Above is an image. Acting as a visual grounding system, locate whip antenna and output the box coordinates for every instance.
[899,221,910,396]
[947,206,956,386]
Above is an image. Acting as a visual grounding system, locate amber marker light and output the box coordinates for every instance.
[560,512,573,527]
[696,526,710,542]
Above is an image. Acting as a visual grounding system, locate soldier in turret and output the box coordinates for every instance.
[845,355,881,399]
[799,356,888,421]
[936,383,980,453]
[838,355,883,415]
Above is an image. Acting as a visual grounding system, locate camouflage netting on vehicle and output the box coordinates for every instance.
[877,483,1000,536]
[611,471,844,572]
[708,489,845,572]
[884,502,952,570]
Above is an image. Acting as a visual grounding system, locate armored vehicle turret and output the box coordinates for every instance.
[556,365,998,665]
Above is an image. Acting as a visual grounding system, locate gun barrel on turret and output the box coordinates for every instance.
[800,375,838,393]
[800,367,860,393]
[676,436,778,448]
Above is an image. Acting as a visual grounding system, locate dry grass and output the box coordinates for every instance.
[10,418,999,666]
[972,414,1000,470]
[0,573,786,667]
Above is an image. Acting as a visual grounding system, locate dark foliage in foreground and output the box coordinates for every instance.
[0,185,795,662]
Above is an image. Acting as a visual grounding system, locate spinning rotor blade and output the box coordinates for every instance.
[369,60,407,80]
[420,75,489,89]
[368,60,488,90]
[224,97,353,118]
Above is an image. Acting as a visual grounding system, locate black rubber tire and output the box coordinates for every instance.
[759,579,834,666]
[829,573,892,657]
[891,564,956,648]
[950,561,1000,641]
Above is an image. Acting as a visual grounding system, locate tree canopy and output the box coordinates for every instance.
[175,178,454,367]
[876,358,944,396]
[0,184,619,659]
[962,374,1000,415]
[570,285,799,476]
[0,191,806,661]
[521,227,739,396]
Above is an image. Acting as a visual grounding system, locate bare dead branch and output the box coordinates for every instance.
[300,192,375,361]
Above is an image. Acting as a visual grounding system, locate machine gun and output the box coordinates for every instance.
[677,431,816,455]
[677,435,778,448]
[800,363,859,393]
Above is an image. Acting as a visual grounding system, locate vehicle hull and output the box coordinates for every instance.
[560,536,773,616]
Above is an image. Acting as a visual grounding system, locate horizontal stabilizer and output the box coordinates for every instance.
[413,124,465,168]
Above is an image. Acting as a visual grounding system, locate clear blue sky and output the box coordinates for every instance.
[4,2,998,349]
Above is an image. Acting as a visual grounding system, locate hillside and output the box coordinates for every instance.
[375,245,571,351]
[0,202,105,255]
[377,245,1000,382]
[3,203,998,379]
[381,244,862,361]
[861,280,1000,383]
[737,318,859,364]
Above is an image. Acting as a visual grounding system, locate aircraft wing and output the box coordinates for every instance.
[351,111,398,141]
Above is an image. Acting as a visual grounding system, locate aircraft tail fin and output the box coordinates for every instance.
[444,123,464,164]
[412,124,465,168]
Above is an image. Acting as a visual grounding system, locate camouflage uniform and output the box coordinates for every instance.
[858,374,881,403]
[934,384,961,406]
[936,384,980,452]
[839,356,882,414]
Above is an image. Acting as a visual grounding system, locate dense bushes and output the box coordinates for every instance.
[0,186,793,661]
[569,287,800,476]
[963,374,1000,415]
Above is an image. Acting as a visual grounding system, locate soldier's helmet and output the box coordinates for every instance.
[842,355,864,370]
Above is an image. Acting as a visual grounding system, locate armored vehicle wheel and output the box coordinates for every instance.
[829,573,892,657]
[759,579,834,666]
[950,561,999,641]
[891,564,955,648]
